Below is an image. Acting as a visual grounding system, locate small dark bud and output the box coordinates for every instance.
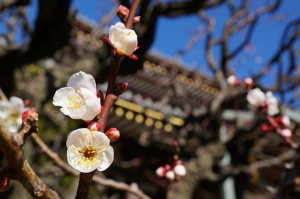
[0,176,10,192]
[115,82,128,96]
[22,108,38,126]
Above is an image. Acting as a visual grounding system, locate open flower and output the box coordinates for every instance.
[53,71,101,121]
[265,91,279,116]
[0,96,25,132]
[105,22,138,59]
[247,88,266,107]
[66,128,114,173]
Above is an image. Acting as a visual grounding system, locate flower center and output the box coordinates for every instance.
[68,90,85,109]
[7,111,19,125]
[81,146,97,160]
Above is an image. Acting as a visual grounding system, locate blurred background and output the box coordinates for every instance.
[1,0,300,198]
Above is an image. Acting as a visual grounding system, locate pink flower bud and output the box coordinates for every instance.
[166,171,175,181]
[22,108,38,126]
[174,164,186,176]
[174,160,183,166]
[164,164,171,171]
[261,124,273,132]
[115,82,128,96]
[244,77,254,89]
[133,16,141,24]
[117,5,129,21]
[23,99,31,107]
[88,122,101,131]
[105,128,120,142]
[0,176,10,192]
[156,166,165,178]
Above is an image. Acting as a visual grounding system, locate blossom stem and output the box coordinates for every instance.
[125,0,140,29]
[75,1,140,198]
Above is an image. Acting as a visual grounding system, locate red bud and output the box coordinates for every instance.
[0,176,10,192]
[105,128,120,142]
[261,124,273,132]
[23,99,31,107]
[22,108,38,126]
[117,5,129,21]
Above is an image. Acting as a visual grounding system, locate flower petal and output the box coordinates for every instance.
[9,96,24,111]
[97,145,114,171]
[66,128,90,148]
[67,71,97,94]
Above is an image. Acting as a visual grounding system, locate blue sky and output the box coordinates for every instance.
[1,0,300,105]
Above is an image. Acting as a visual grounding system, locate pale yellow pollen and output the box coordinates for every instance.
[77,90,81,93]
[84,132,87,135]
[127,32,131,36]
[96,139,99,141]
[69,101,73,105]
[72,91,75,94]
[102,157,106,161]
[72,145,76,149]
[69,95,73,98]
[90,132,94,135]
[102,148,107,152]
[106,143,109,146]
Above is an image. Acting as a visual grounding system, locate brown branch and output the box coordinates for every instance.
[0,118,60,199]
[0,0,30,11]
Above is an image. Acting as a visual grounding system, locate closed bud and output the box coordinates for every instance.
[164,164,171,171]
[133,16,141,24]
[105,128,120,142]
[0,176,10,192]
[261,124,273,132]
[23,99,31,107]
[115,82,128,96]
[156,166,165,178]
[88,122,101,131]
[174,160,183,166]
[117,5,129,21]
[22,108,38,126]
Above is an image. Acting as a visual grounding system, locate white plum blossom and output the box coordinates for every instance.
[53,71,101,121]
[0,97,25,132]
[280,115,291,127]
[166,171,175,181]
[156,166,165,178]
[108,22,138,56]
[247,88,266,107]
[227,75,238,86]
[174,164,186,176]
[66,128,114,173]
[278,128,292,139]
[265,91,279,116]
